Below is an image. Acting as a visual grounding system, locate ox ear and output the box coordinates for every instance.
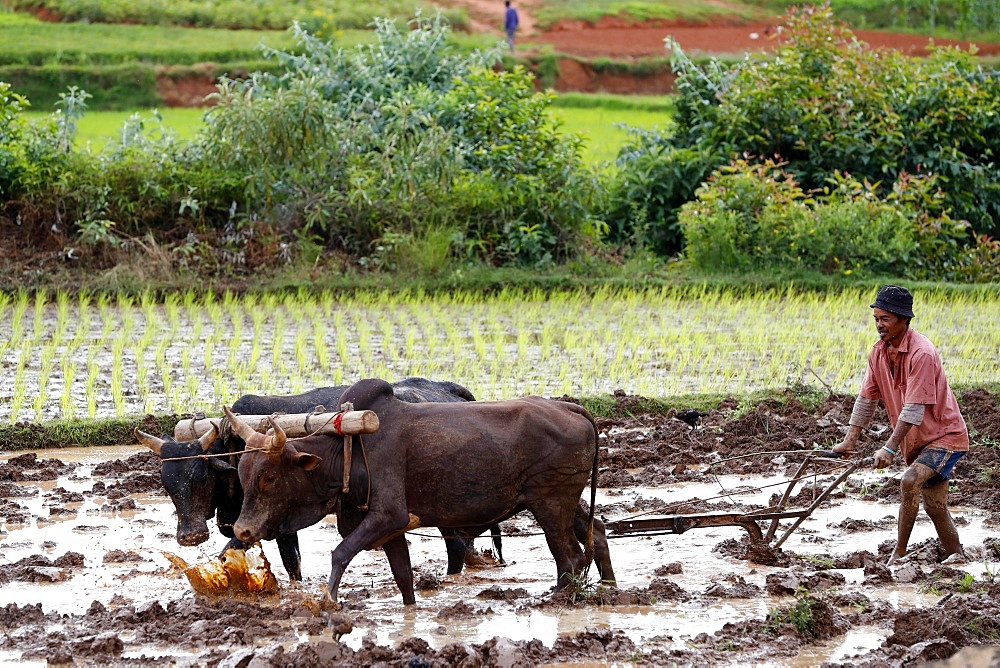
[291,451,322,472]
[134,428,164,456]
[207,457,236,472]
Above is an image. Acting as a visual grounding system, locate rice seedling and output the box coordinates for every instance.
[4,287,1000,423]
[60,358,77,420]
[85,357,100,419]
[270,309,287,375]
[155,340,172,404]
[111,353,126,418]
[314,320,329,370]
[294,328,309,377]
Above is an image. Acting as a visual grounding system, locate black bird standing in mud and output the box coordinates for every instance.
[676,408,709,428]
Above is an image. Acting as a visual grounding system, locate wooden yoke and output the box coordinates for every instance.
[174,409,379,441]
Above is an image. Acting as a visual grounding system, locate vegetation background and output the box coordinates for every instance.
[2,1,998,295]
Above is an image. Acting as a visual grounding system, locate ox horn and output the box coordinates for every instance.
[223,406,258,442]
[199,422,219,452]
[134,428,164,456]
[265,416,286,460]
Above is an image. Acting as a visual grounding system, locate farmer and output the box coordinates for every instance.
[832,285,969,565]
[504,0,519,52]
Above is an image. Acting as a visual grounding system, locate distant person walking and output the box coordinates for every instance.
[504,0,519,52]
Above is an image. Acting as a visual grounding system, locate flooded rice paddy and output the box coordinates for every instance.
[2,288,999,424]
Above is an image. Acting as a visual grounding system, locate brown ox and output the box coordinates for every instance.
[230,378,602,605]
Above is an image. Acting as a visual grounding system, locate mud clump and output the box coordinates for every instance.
[0,453,76,482]
[0,551,83,584]
[477,585,529,600]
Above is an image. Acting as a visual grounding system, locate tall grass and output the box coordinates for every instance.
[1,287,998,424]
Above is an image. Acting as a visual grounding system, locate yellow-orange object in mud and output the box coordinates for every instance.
[163,546,279,597]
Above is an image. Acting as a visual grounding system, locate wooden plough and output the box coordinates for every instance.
[604,452,864,548]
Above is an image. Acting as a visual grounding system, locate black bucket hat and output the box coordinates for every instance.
[870,285,915,319]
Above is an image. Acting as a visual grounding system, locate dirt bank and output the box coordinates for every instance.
[150,7,1000,104]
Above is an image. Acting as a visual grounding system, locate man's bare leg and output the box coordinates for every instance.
[887,462,938,565]
[921,477,963,559]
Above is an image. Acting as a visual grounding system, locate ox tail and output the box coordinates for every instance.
[583,407,599,572]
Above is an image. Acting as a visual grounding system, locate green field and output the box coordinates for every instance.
[25,98,673,164]
[1,0,468,31]
[3,286,998,424]
[0,12,296,66]
[553,106,671,164]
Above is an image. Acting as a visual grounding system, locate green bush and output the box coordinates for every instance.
[0,81,29,197]
[713,7,1000,236]
[678,158,998,280]
[610,4,1000,267]
[5,91,243,255]
[604,131,721,255]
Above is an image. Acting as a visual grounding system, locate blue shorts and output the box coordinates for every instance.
[915,446,966,488]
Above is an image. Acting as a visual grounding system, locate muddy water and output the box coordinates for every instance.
[1,447,995,665]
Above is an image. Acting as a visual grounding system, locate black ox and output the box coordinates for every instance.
[230,378,615,605]
[134,377,491,581]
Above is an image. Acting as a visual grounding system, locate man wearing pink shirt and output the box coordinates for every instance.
[832,285,969,565]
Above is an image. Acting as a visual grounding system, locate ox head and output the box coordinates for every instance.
[223,407,326,544]
[134,423,238,546]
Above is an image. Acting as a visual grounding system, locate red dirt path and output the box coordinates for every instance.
[153,4,1000,103]
[536,16,1000,59]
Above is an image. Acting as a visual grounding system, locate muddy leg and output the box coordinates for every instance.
[439,529,468,575]
[573,505,616,585]
[327,509,411,605]
[533,501,587,591]
[382,535,416,605]
[275,532,302,581]
[921,478,963,559]
[888,462,938,565]
[490,524,504,564]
